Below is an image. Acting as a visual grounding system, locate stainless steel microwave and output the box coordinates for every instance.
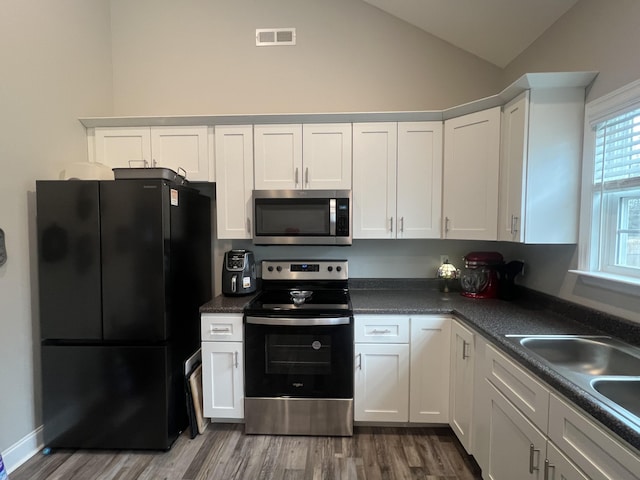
[253,190,351,245]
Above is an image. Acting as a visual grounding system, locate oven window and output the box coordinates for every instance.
[266,333,331,375]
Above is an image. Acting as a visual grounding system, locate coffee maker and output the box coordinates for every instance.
[222,249,257,296]
[460,251,504,299]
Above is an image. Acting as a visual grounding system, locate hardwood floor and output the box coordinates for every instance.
[11,424,482,480]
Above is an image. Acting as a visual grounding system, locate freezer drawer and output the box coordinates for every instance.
[41,344,185,450]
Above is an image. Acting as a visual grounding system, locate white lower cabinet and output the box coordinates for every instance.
[354,315,450,424]
[548,393,640,480]
[450,319,475,452]
[473,338,639,480]
[546,442,590,480]
[409,316,451,423]
[354,342,410,422]
[201,314,244,419]
[354,315,410,422]
[485,380,547,479]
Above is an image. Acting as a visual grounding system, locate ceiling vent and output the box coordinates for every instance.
[256,28,296,46]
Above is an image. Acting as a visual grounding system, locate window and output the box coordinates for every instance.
[578,79,640,286]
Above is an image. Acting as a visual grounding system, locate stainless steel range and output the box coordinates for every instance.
[243,259,354,436]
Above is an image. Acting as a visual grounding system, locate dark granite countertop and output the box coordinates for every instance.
[200,279,640,452]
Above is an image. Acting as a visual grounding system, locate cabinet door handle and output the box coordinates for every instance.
[234,351,239,368]
[390,217,393,233]
[400,217,404,233]
[247,218,251,235]
[529,444,540,474]
[356,353,362,370]
[511,215,519,235]
[305,167,309,186]
[543,459,554,480]
[295,167,299,186]
[444,216,450,236]
[462,340,470,359]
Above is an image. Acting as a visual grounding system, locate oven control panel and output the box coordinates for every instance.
[262,260,348,281]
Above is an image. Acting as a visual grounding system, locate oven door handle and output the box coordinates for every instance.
[245,316,351,326]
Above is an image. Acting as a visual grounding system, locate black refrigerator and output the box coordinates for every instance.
[36,179,211,450]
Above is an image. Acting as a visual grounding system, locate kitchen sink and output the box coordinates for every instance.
[517,336,640,376]
[504,334,640,429]
[592,379,640,419]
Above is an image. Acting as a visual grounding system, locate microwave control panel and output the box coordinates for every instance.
[336,199,350,236]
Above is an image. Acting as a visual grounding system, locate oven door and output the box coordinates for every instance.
[244,316,353,399]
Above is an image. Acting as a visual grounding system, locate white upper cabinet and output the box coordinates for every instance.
[214,125,254,239]
[353,122,443,239]
[443,107,501,240]
[498,88,586,243]
[397,122,443,239]
[93,126,210,181]
[254,124,302,190]
[253,123,351,190]
[302,124,352,190]
[353,123,397,239]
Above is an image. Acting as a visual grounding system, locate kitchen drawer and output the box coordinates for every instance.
[548,393,640,480]
[485,344,550,431]
[354,315,409,343]
[201,314,243,342]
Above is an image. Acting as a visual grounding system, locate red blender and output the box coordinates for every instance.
[460,252,504,299]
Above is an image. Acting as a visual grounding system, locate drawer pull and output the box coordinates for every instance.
[210,326,231,333]
[371,328,392,334]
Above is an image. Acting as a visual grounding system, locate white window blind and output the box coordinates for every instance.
[594,107,640,189]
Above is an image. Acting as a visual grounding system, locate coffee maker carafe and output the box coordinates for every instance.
[460,251,504,299]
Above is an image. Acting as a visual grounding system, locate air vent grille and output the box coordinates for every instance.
[256,28,296,46]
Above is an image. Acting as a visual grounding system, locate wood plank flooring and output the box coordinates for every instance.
[10,424,482,480]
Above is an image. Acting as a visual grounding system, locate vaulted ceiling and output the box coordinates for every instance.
[361,0,579,68]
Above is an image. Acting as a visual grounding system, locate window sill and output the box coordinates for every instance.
[569,270,640,296]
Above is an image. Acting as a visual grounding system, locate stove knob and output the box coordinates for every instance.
[328,266,333,272]
[276,266,282,272]
[336,266,342,272]
[267,266,274,272]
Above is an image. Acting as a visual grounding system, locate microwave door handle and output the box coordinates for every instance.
[329,199,336,235]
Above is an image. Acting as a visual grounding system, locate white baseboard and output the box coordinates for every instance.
[3,425,43,474]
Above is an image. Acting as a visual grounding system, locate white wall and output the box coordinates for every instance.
[109,0,503,115]
[502,0,640,323]
[0,0,113,468]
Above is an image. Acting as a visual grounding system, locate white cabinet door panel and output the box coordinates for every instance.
[95,127,151,169]
[397,122,443,239]
[150,126,208,181]
[354,343,409,422]
[214,125,254,239]
[443,107,500,240]
[201,341,244,419]
[303,123,352,190]
[353,123,397,238]
[409,316,450,423]
[254,124,302,190]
